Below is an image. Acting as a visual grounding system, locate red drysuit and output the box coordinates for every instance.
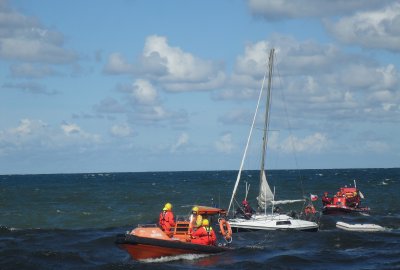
[159,210,175,233]
[191,226,217,246]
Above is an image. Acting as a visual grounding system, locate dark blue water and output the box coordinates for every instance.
[1,169,399,269]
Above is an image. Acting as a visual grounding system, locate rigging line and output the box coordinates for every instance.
[274,54,305,197]
[227,51,270,214]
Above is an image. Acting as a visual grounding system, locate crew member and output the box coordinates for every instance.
[242,200,254,219]
[189,206,203,233]
[304,204,316,215]
[159,202,175,234]
[322,192,332,206]
[191,219,216,246]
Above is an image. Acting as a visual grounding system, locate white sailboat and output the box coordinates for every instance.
[227,48,319,232]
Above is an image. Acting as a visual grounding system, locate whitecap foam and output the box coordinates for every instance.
[140,253,211,263]
[246,244,265,250]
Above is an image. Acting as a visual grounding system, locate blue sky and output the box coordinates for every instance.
[0,0,399,174]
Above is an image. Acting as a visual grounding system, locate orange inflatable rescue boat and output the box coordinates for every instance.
[116,206,233,260]
[322,185,370,215]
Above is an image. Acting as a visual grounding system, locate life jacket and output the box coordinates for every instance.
[161,211,166,220]
[159,210,175,232]
[159,211,167,227]
[204,226,216,245]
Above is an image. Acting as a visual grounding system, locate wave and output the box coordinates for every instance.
[140,253,211,263]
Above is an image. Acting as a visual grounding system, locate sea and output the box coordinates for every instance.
[1,168,399,270]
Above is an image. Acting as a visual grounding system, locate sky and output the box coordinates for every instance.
[0,0,399,174]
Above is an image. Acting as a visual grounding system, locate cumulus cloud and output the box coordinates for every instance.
[365,140,390,153]
[221,36,400,127]
[325,2,400,52]
[110,123,133,137]
[60,122,101,142]
[247,0,387,20]
[0,3,77,63]
[170,132,189,153]
[0,119,101,157]
[8,118,47,136]
[61,122,81,135]
[131,79,159,105]
[103,52,133,74]
[93,97,126,114]
[222,38,342,101]
[215,132,235,154]
[2,81,58,95]
[218,109,254,125]
[279,133,329,154]
[10,63,55,78]
[142,35,219,83]
[103,35,226,92]
[93,79,189,125]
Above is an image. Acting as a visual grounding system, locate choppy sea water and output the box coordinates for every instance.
[0,168,399,269]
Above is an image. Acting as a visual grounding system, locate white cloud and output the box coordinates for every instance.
[215,132,235,154]
[247,0,387,20]
[143,35,209,81]
[0,2,77,64]
[93,97,126,114]
[59,123,101,144]
[9,118,47,136]
[365,140,390,153]
[10,63,55,78]
[234,40,271,77]
[110,123,133,137]
[135,105,168,121]
[0,119,101,157]
[2,81,57,95]
[102,35,226,92]
[223,38,342,101]
[61,123,81,135]
[131,79,158,105]
[93,79,188,125]
[141,35,226,91]
[170,132,189,153]
[0,119,97,156]
[0,38,76,63]
[103,52,133,74]
[212,34,400,136]
[325,2,400,51]
[278,133,329,154]
[0,119,47,156]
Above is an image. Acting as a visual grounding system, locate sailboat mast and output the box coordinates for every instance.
[258,48,274,199]
[227,49,272,214]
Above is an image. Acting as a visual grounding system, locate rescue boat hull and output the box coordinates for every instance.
[322,205,370,215]
[116,234,229,260]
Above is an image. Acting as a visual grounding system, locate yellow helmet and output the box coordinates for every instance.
[202,219,209,226]
[164,203,172,210]
[192,206,199,213]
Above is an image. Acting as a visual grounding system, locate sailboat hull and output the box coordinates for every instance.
[229,214,318,232]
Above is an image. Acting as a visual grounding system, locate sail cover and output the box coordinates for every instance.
[257,170,274,209]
